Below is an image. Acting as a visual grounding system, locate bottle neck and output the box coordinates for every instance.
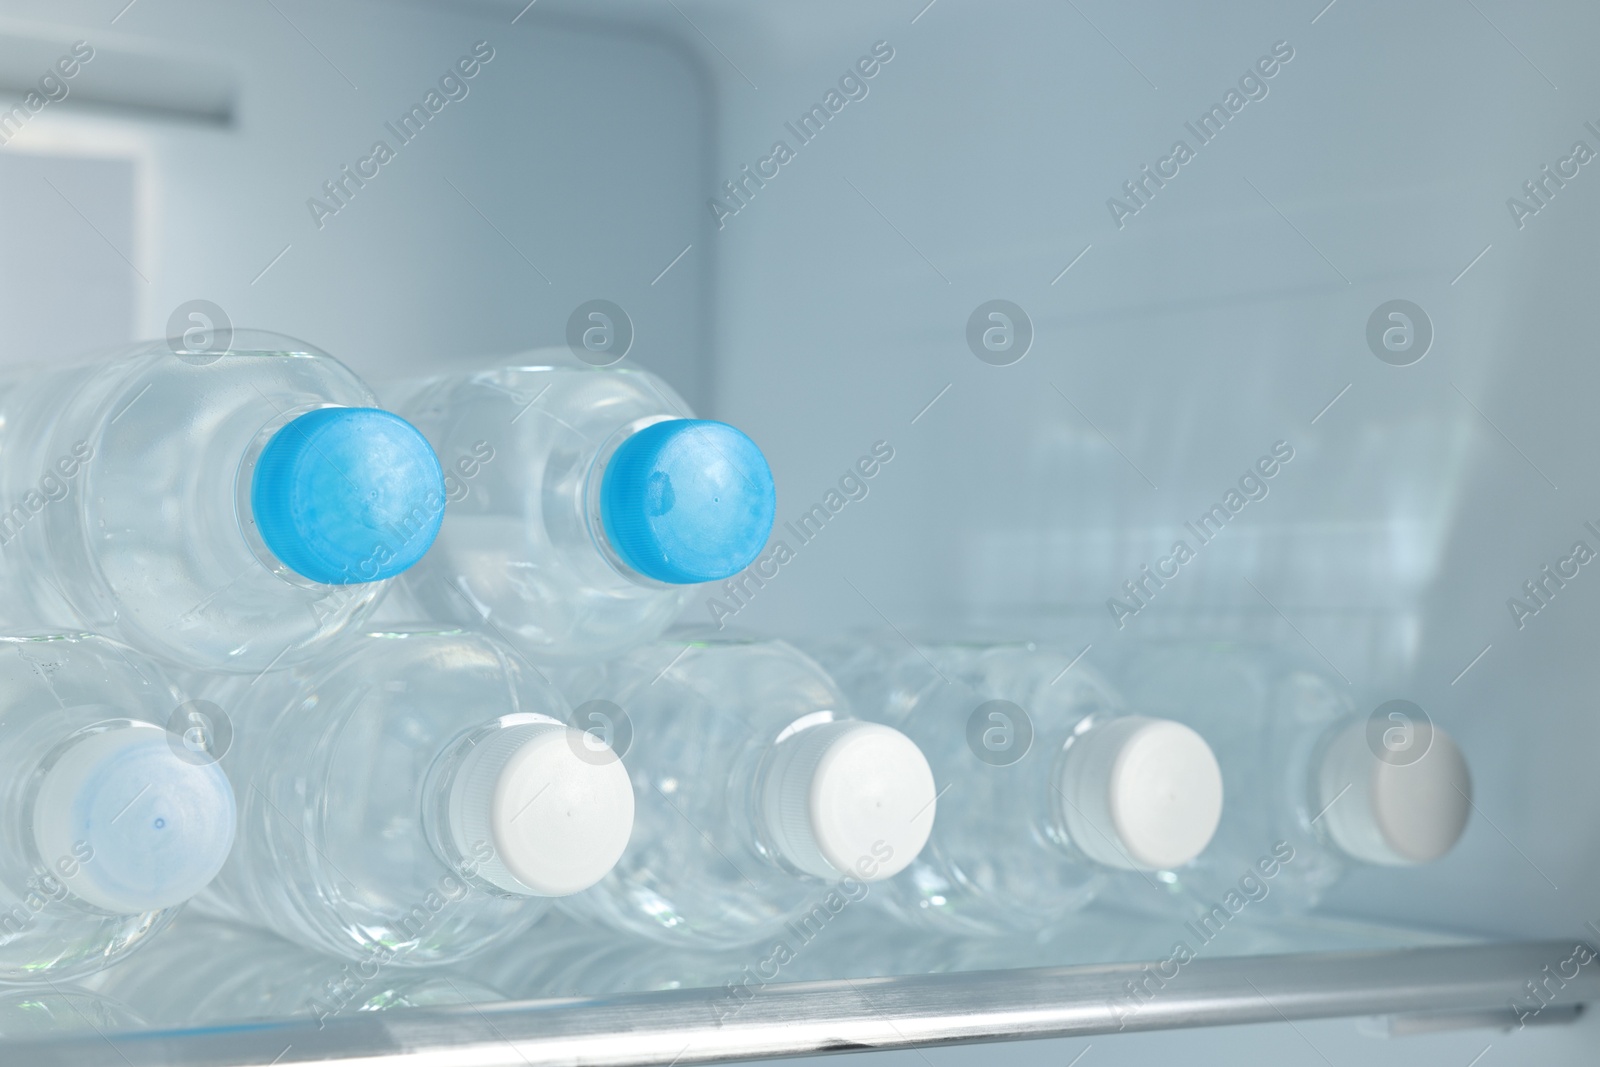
[1308,715,1469,867]
[21,719,140,905]
[423,714,635,898]
[754,721,839,879]
[581,415,681,588]
[421,719,545,893]
[1054,713,1223,872]
[752,717,936,883]
[731,712,837,875]
[29,720,236,914]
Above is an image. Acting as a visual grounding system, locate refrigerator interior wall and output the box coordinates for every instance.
[542,0,1596,945]
[0,0,1596,1063]
[0,0,715,405]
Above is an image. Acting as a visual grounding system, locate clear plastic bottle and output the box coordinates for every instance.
[389,352,776,662]
[1108,642,1472,914]
[84,915,503,1028]
[194,627,635,966]
[0,332,445,672]
[814,639,1225,938]
[0,988,144,1039]
[0,633,236,983]
[559,638,937,950]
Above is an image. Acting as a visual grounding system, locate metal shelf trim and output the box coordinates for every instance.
[13,940,1596,1067]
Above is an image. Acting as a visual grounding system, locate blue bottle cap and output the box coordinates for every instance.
[251,407,445,585]
[600,419,776,584]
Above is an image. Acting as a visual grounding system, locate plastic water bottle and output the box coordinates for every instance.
[195,626,635,966]
[0,988,144,1040]
[0,331,446,672]
[0,633,236,983]
[1109,642,1472,914]
[85,915,503,1028]
[389,352,776,662]
[558,638,937,950]
[814,639,1225,938]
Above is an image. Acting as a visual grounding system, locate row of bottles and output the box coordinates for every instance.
[826,638,1472,938]
[0,334,776,672]
[0,628,1472,988]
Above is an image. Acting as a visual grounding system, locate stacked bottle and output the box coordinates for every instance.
[193,627,635,966]
[556,637,936,949]
[388,351,777,663]
[0,332,445,672]
[0,634,235,983]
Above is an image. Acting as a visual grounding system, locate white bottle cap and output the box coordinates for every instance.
[762,721,936,881]
[1316,720,1471,866]
[32,726,236,914]
[448,723,634,896]
[1057,716,1223,871]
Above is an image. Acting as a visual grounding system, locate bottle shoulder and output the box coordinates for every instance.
[395,359,691,435]
[217,629,569,760]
